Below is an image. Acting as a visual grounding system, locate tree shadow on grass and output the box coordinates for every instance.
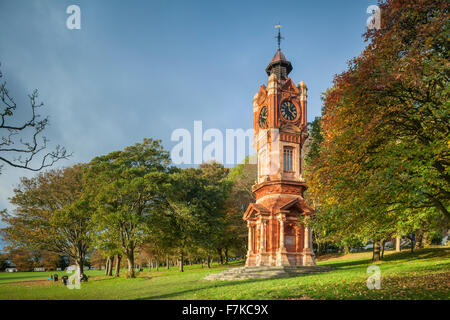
[134,267,336,300]
[381,247,449,262]
[134,247,449,300]
[318,247,449,270]
[319,258,372,269]
[0,276,50,283]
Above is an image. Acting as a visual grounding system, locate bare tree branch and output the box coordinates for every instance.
[0,63,72,172]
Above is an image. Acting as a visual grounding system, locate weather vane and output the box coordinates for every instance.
[274,23,284,49]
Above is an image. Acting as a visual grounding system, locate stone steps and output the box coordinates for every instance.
[204,266,332,281]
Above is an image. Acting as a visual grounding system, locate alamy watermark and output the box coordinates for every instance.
[66,5,81,30]
[171,121,255,166]
[66,265,81,289]
[366,5,381,31]
[366,265,381,290]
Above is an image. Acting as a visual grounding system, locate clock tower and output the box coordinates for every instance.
[243,36,316,266]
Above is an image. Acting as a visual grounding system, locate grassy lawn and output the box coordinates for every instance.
[0,247,448,300]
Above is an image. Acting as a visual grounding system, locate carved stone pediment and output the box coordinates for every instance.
[280,123,301,134]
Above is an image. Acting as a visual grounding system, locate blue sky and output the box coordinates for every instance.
[0,0,376,230]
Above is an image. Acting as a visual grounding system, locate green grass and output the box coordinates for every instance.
[0,247,448,300]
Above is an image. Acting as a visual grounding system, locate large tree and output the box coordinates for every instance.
[198,161,231,264]
[86,138,170,278]
[158,165,229,272]
[0,164,93,273]
[0,65,69,173]
[306,0,449,260]
[223,157,257,260]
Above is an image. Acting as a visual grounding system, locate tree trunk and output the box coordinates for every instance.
[372,240,381,262]
[127,251,135,278]
[381,240,385,259]
[114,254,121,277]
[178,248,184,272]
[415,231,423,249]
[76,257,84,276]
[344,244,350,254]
[410,234,415,253]
[207,255,211,268]
[156,258,159,271]
[108,256,114,276]
[166,255,170,270]
[224,247,229,264]
[105,257,110,275]
[396,236,401,252]
[217,248,223,265]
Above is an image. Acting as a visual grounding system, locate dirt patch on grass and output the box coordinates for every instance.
[4,279,54,287]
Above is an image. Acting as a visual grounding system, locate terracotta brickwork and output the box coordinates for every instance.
[243,49,316,267]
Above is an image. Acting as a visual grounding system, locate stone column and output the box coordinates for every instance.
[279,218,285,252]
[304,225,311,249]
[260,220,266,252]
[303,221,316,266]
[245,222,252,266]
[247,222,252,252]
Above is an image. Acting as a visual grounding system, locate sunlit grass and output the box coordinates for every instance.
[0,247,448,300]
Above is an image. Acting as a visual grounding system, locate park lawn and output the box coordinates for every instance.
[0,247,448,300]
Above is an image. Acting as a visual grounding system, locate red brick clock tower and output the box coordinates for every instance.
[243,38,316,267]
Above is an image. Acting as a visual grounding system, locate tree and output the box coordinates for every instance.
[0,64,69,173]
[86,138,171,278]
[88,249,105,270]
[306,0,449,261]
[40,250,63,270]
[0,252,9,271]
[7,247,36,271]
[1,164,94,273]
[224,157,257,259]
[198,161,232,264]
[159,165,228,272]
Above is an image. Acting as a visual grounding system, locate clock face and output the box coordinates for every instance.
[259,107,268,128]
[281,101,298,121]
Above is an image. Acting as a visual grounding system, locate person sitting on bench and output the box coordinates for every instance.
[80,273,88,282]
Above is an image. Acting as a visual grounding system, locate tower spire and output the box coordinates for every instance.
[274,23,284,50]
[266,24,292,79]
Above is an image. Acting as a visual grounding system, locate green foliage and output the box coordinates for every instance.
[85,138,171,277]
[305,117,324,166]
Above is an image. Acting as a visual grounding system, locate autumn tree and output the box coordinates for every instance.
[0,252,9,271]
[306,0,449,260]
[0,164,94,273]
[7,247,36,271]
